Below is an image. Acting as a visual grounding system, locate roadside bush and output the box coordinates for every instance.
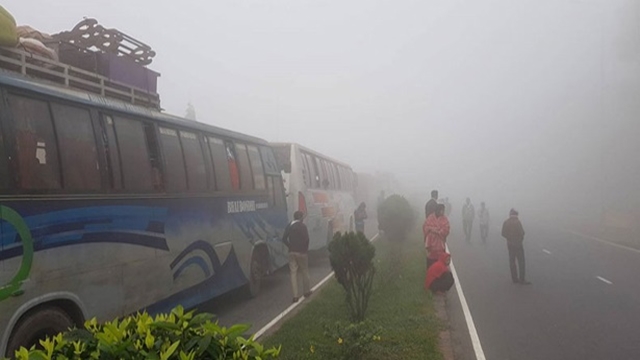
[377,194,416,242]
[328,232,376,322]
[8,306,280,360]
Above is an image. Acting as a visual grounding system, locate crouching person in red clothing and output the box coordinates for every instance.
[425,253,455,294]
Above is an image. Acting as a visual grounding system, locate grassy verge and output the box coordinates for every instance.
[264,229,442,359]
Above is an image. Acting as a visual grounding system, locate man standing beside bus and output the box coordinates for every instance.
[283,211,312,302]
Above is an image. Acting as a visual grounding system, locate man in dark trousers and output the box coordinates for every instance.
[501,209,531,285]
[282,211,312,302]
[425,190,438,219]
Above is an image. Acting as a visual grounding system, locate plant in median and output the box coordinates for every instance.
[328,231,376,322]
[307,321,381,360]
[377,194,416,242]
[7,305,280,360]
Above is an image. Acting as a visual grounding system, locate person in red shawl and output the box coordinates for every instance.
[425,252,454,293]
[424,204,450,269]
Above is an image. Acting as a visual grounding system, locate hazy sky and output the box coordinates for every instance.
[6,0,640,221]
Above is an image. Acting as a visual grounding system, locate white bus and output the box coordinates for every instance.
[272,143,358,250]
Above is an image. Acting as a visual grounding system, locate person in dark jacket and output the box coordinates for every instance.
[283,211,312,302]
[354,202,368,233]
[425,190,438,219]
[501,209,530,285]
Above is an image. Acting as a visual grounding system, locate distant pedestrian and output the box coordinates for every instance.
[424,204,450,269]
[354,202,368,233]
[462,198,475,242]
[425,190,438,219]
[501,209,530,285]
[478,202,490,243]
[425,253,455,294]
[282,211,312,302]
[443,197,452,217]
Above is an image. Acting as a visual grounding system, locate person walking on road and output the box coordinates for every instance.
[501,209,531,285]
[443,197,452,217]
[282,211,312,302]
[424,204,450,269]
[425,252,455,294]
[354,202,368,233]
[425,190,439,219]
[478,202,490,243]
[462,198,475,242]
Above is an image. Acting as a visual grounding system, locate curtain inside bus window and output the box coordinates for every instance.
[8,94,61,190]
[51,104,101,191]
[100,115,122,189]
[225,141,240,190]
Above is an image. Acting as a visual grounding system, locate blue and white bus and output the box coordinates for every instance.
[0,69,289,356]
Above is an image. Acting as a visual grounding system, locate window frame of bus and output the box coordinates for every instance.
[3,89,109,194]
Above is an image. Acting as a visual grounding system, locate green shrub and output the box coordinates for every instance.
[328,232,376,322]
[8,306,280,360]
[377,194,416,241]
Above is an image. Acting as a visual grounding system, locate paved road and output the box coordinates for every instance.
[196,223,379,334]
[447,219,640,360]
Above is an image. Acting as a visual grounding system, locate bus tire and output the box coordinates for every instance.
[246,247,267,298]
[6,306,74,357]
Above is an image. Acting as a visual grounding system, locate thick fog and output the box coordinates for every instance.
[7,0,640,226]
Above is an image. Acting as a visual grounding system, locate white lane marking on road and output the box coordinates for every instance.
[254,232,380,340]
[569,231,640,254]
[542,249,551,255]
[448,246,487,360]
[596,276,613,285]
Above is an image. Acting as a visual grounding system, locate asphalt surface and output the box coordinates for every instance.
[446,218,640,360]
[195,223,379,334]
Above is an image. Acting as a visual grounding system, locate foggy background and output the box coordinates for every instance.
[7,0,640,228]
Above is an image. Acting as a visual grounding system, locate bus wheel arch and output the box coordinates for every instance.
[5,299,84,357]
[246,243,269,298]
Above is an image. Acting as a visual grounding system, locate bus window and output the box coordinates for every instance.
[300,152,310,187]
[100,115,123,189]
[208,137,231,191]
[266,176,275,207]
[180,131,207,192]
[159,127,187,192]
[8,94,61,190]
[225,141,240,191]
[247,145,266,190]
[274,176,286,208]
[273,145,291,173]
[235,143,253,190]
[51,104,101,191]
[331,163,341,190]
[113,117,154,191]
[314,156,326,189]
[304,153,319,188]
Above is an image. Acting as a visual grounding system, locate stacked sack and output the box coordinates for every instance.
[0,5,58,62]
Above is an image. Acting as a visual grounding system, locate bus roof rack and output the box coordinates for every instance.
[0,46,161,110]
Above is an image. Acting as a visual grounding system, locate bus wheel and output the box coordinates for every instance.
[6,306,73,357]
[246,249,266,298]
